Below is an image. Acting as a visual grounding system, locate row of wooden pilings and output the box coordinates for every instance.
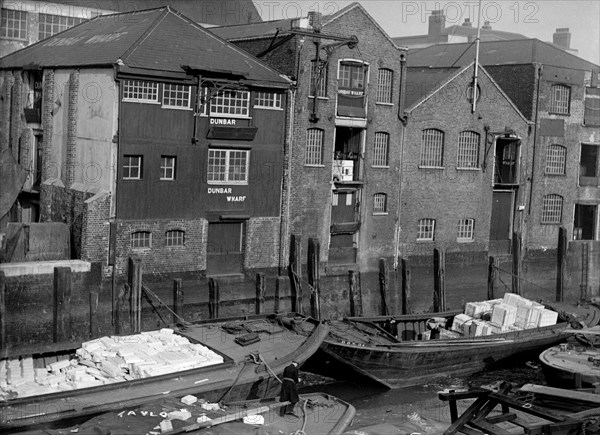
[0,227,571,350]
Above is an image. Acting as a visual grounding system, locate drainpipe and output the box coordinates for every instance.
[279,87,296,274]
[398,53,407,125]
[527,63,543,216]
[110,62,122,327]
[310,37,321,122]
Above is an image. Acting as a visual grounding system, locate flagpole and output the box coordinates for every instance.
[472,0,482,112]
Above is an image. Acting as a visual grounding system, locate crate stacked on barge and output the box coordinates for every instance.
[0,328,224,400]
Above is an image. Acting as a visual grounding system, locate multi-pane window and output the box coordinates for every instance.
[339,62,366,90]
[550,84,571,114]
[373,193,387,214]
[207,149,249,183]
[123,155,142,180]
[310,61,328,97]
[305,128,324,165]
[131,231,151,249]
[376,68,393,103]
[417,218,436,241]
[123,80,159,103]
[255,92,282,109]
[420,129,444,167]
[457,131,480,168]
[372,132,389,167]
[160,156,176,180]
[38,13,85,39]
[1,9,27,39]
[457,219,475,241]
[545,145,566,175]
[541,194,563,224]
[165,230,185,247]
[162,84,191,108]
[210,89,250,117]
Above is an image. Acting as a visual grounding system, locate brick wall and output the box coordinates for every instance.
[10,72,24,161]
[245,217,280,269]
[66,70,79,187]
[80,191,111,265]
[41,69,55,191]
[1,72,14,154]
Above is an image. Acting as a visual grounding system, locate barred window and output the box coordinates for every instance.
[160,156,176,180]
[123,80,159,103]
[541,194,563,224]
[376,68,393,103]
[457,219,475,241]
[305,128,324,165]
[372,132,389,167]
[131,231,151,249]
[165,230,185,247]
[210,89,250,117]
[38,13,85,39]
[207,149,249,183]
[417,218,436,241]
[457,131,480,168]
[310,61,328,97]
[162,84,191,108]
[545,145,566,175]
[1,9,27,39]
[373,193,387,214]
[550,84,570,115]
[420,129,444,167]
[123,155,142,180]
[255,92,282,109]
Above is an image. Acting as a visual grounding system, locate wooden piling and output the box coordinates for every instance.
[308,238,321,320]
[116,284,130,335]
[487,256,498,300]
[208,278,220,319]
[556,227,567,302]
[288,234,303,313]
[401,258,411,315]
[348,270,357,317]
[173,278,184,324]
[255,273,266,314]
[433,249,446,312]
[0,271,6,350]
[378,258,389,316]
[53,266,72,343]
[512,232,522,295]
[128,257,142,333]
[89,290,98,338]
[274,278,281,313]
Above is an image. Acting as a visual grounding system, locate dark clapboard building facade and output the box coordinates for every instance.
[0,6,291,277]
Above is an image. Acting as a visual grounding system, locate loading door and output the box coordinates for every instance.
[489,191,513,254]
[207,222,243,275]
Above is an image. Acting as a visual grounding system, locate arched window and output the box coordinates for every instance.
[372,132,389,167]
[373,193,387,214]
[420,129,444,167]
[131,231,152,248]
[417,218,436,241]
[541,194,563,224]
[376,68,393,103]
[305,128,324,165]
[165,230,185,247]
[545,145,566,174]
[457,131,480,168]
[550,84,571,114]
[457,219,475,241]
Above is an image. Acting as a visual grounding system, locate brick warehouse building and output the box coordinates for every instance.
[211,3,407,315]
[407,40,600,299]
[0,7,292,282]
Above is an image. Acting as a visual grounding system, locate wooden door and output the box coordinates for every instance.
[207,222,243,275]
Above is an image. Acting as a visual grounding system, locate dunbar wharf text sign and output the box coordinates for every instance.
[208,187,246,202]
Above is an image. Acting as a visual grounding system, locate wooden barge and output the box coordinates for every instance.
[0,313,328,432]
[539,340,600,389]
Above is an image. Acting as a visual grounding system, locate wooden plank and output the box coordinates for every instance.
[128,257,142,333]
[209,278,220,320]
[433,248,446,312]
[520,384,600,405]
[255,273,265,315]
[378,258,389,316]
[439,389,491,402]
[468,418,513,435]
[0,271,5,350]
[89,290,98,338]
[485,413,517,424]
[401,258,411,315]
[443,396,490,435]
[172,279,184,324]
[556,227,567,302]
[487,256,498,300]
[348,270,357,317]
[308,238,321,321]
[288,234,302,314]
[512,232,522,295]
[53,267,72,343]
[487,392,567,422]
[568,406,600,419]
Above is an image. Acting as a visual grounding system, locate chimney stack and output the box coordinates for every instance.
[553,28,571,49]
[462,18,472,27]
[482,21,492,30]
[428,10,446,41]
[307,11,322,31]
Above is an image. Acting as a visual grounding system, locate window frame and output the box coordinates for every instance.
[305,128,324,166]
[208,88,251,118]
[38,13,85,40]
[457,131,480,169]
[122,80,160,104]
[541,194,563,224]
[123,155,143,180]
[457,218,475,242]
[420,129,444,168]
[549,84,571,115]
[373,193,388,215]
[162,83,192,109]
[338,61,367,92]
[160,156,176,181]
[165,229,185,247]
[1,8,27,40]
[545,144,567,175]
[310,60,328,98]
[254,91,283,110]
[376,68,393,104]
[207,148,250,184]
[131,231,152,249]
[417,218,436,241]
[372,132,390,167]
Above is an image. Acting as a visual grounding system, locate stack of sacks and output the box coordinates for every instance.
[0,328,224,399]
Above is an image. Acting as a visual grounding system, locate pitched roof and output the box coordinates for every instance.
[44,0,262,25]
[0,7,290,87]
[393,26,527,48]
[407,39,599,71]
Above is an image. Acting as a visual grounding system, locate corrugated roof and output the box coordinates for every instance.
[407,39,599,70]
[0,7,290,87]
